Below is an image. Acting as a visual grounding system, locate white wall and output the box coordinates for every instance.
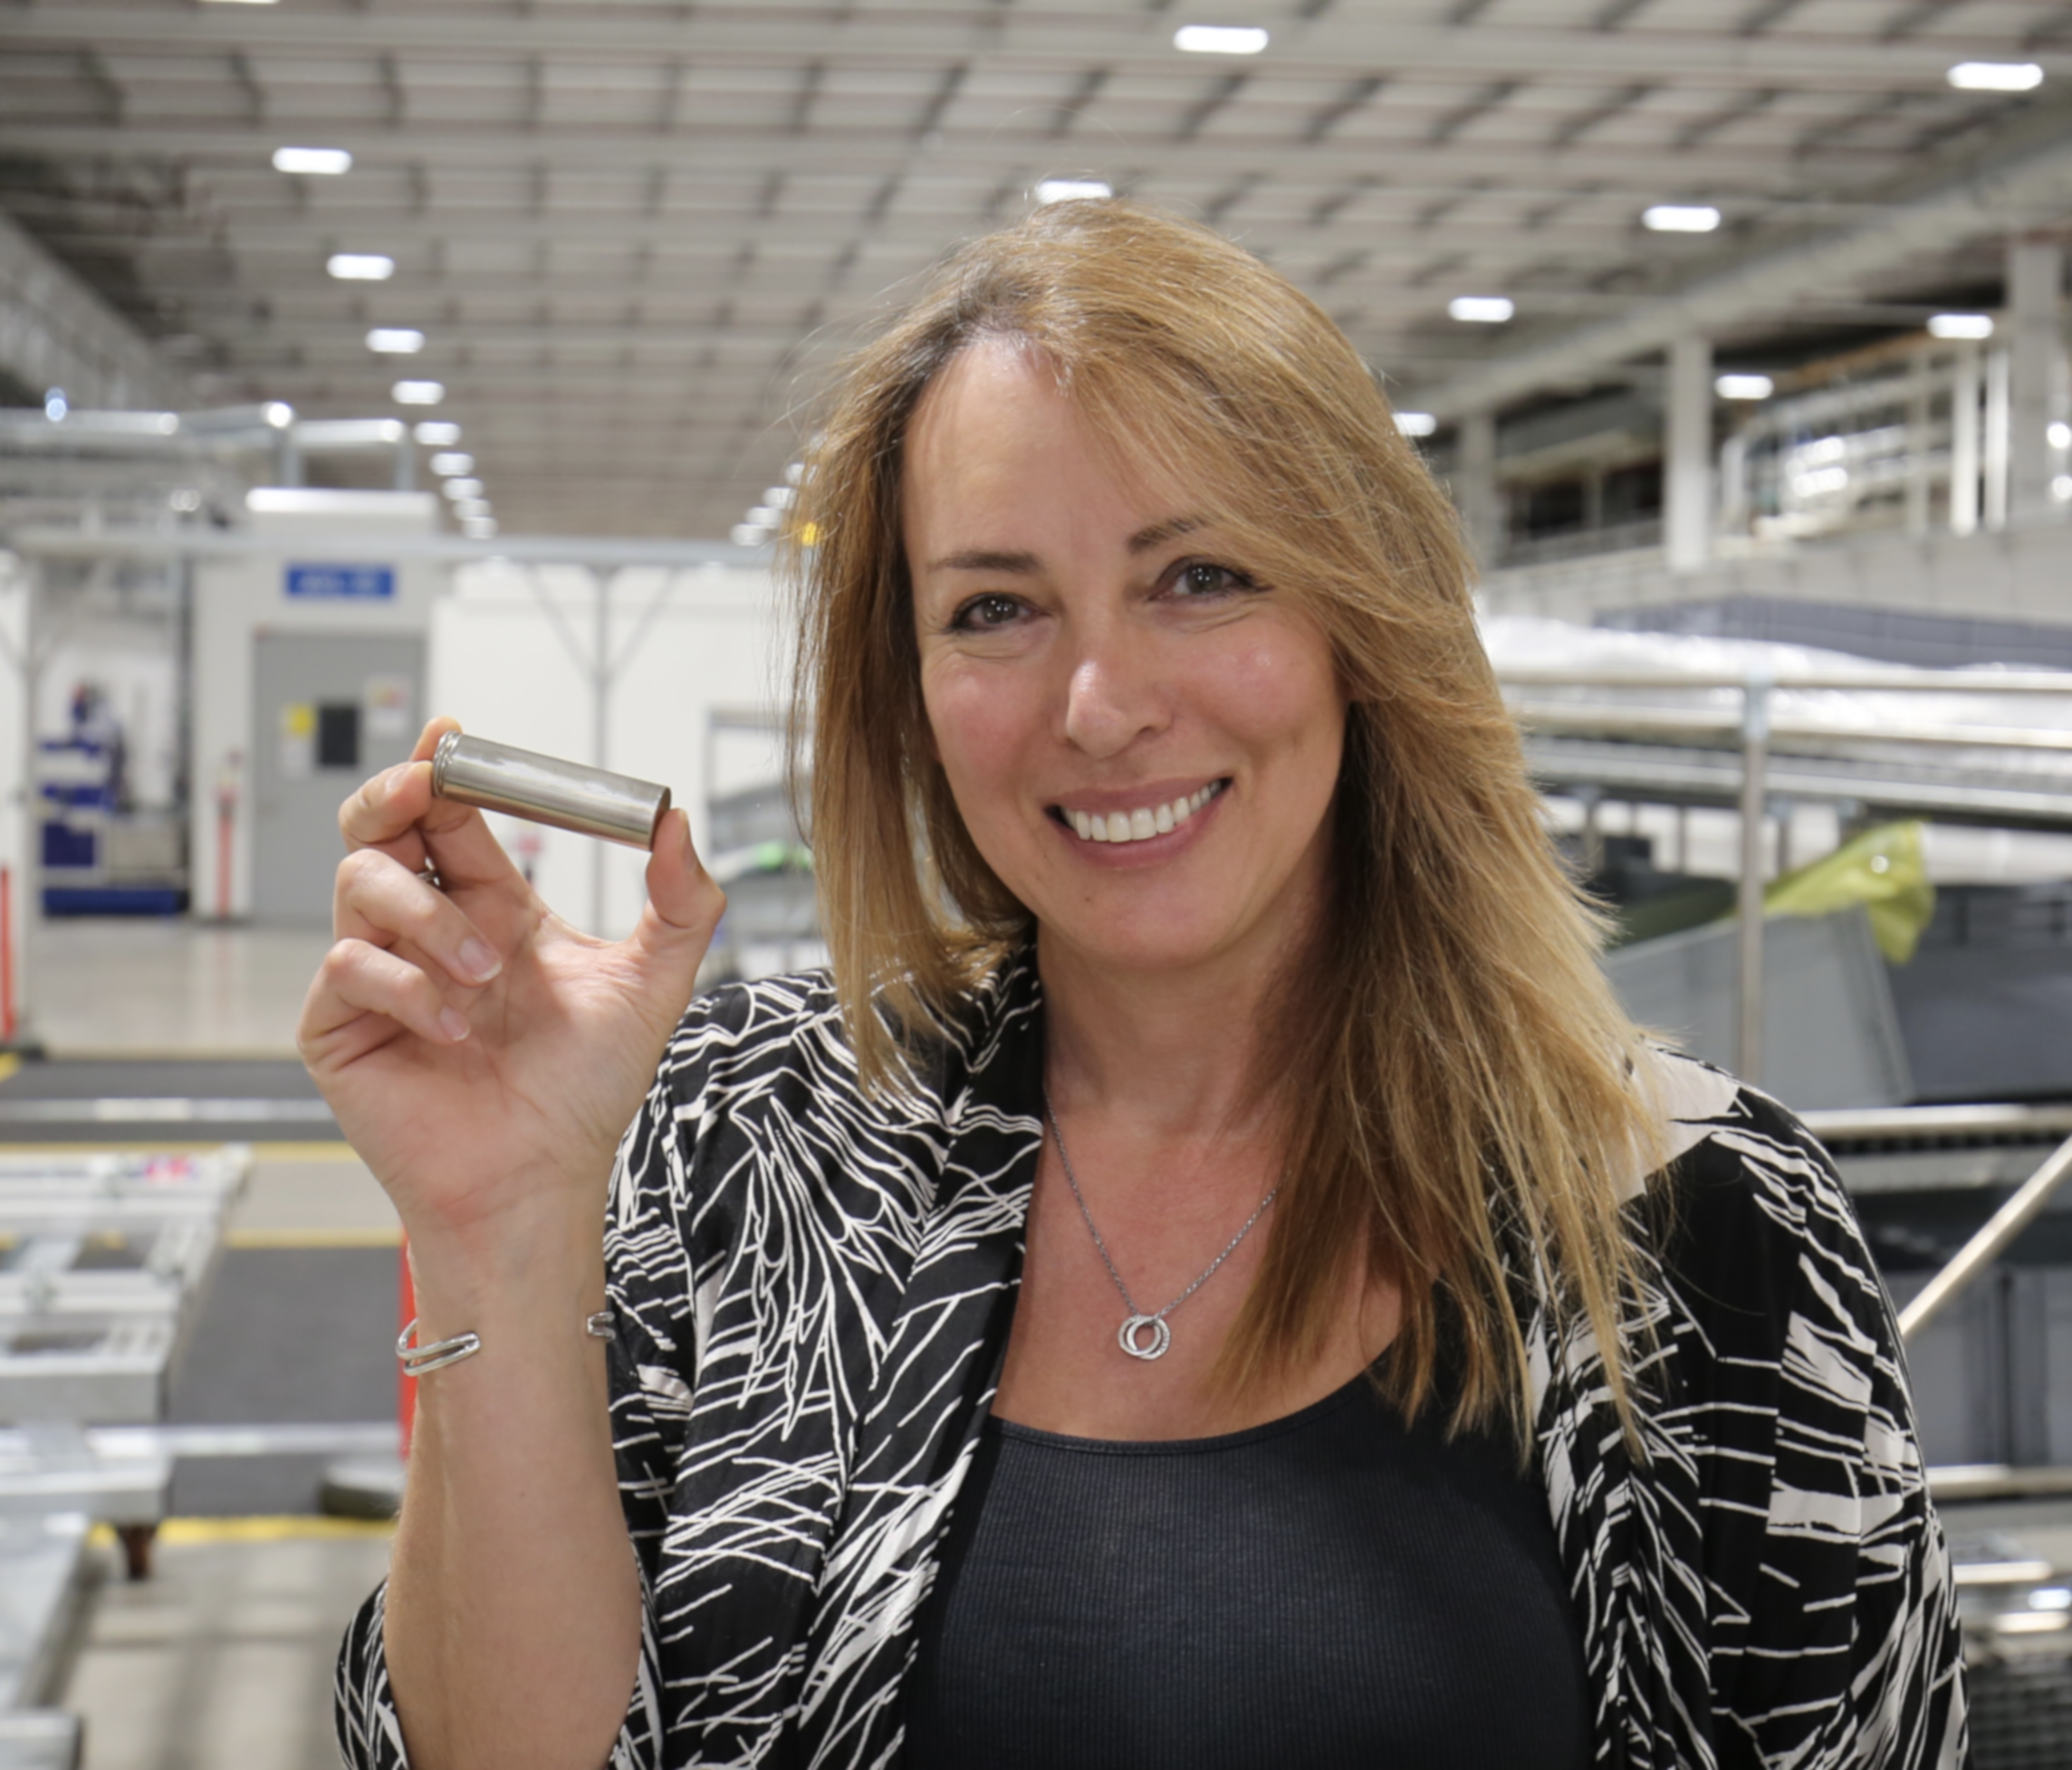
[430,561,783,939]
[191,493,443,919]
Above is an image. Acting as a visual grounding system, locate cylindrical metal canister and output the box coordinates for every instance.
[430,731,671,850]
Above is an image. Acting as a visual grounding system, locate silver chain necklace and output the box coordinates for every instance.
[1043,1098,1280,1362]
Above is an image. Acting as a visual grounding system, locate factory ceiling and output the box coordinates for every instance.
[5,0,2072,539]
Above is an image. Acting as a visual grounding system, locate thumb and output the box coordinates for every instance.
[626,810,725,1016]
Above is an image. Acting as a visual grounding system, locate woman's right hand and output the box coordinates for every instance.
[296,716,725,1253]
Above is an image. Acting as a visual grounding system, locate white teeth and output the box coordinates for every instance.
[1064,781,1224,844]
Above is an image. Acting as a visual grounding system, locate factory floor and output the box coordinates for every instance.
[21,915,399,1770]
[20,915,2072,1767]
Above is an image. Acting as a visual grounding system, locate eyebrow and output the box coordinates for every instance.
[924,517,1210,576]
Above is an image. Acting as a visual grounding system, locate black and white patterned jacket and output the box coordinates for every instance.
[338,951,1968,1769]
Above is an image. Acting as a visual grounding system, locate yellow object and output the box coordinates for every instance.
[89,1516,395,1548]
[1763,819,1935,963]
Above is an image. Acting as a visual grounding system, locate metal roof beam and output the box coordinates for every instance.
[1416,97,2072,415]
[0,6,2051,88]
[0,122,1890,194]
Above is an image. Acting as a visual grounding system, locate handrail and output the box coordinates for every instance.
[1495,665,2072,694]
[1510,699,2072,753]
[1801,1103,2072,1142]
[1897,1132,2072,1344]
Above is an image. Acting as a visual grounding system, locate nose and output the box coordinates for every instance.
[1061,622,1169,760]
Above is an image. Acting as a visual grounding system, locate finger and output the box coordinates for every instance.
[624,811,726,1022]
[337,716,458,853]
[300,938,474,1052]
[333,848,506,985]
[338,723,532,909]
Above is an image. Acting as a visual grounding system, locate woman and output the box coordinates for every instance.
[315,201,1964,1770]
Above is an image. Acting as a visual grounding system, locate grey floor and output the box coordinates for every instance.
[21,917,401,1770]
[63,1527,393,1770]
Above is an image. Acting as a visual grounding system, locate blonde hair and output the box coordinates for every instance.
[785,200,1664,1446]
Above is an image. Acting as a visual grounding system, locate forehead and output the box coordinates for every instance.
[901,339,1187,534]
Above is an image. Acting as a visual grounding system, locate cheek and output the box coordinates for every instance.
[1210,631,1346,763]
[922,658,1041,799]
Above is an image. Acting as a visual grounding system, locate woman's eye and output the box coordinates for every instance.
[1173,561,1256,598]
[951,593,1022,631]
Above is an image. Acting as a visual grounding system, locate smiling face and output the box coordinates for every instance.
[905,337,1348,982]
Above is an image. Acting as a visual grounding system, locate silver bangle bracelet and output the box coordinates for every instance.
[395,1310,618,1375]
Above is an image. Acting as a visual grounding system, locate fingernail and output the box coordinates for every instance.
[457,938,501,983]
[439,1007,470,1042]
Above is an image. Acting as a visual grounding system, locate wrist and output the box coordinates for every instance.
[404,1189,609,1322]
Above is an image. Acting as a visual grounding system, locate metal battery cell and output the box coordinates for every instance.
[430,732,671,850]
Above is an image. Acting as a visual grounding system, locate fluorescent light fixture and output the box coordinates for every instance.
[731,523,772,547]
[746,504,782,527]
[441,477,485,500]
[1929,312,1995,339]
[264,401,295,428]
[430,452,475,477]
[1715,374,1774,400]
[1394,410,1438,437]
[2051,423,2072,450]
[2031,1587,2072,1610]
[273,146,352,176]
[1947,61,2044,91]
[461,517,498,538]
[43,388,66,421]
[391,379,445,406]
[414,421,462,446]
[169,488,202,513]
[455,499,492,519]
[202,1,280,6]
[1448,295,1514,323]
[1174,24,1269,53]
[1036,178,1113,204]
[2054,474,2072,502]
[762,486,797,509]
[367,327,425,354]
[328,252,395,281]
[785,461,807,486]
[1643,204,1720,233]
[294,417,405,446]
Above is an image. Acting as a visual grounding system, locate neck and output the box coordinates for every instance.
[1035,904,1320,1144]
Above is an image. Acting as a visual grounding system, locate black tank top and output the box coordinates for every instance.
[902,1364,1590,1770]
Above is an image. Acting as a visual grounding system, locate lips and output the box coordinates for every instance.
[1053,779,1228,844]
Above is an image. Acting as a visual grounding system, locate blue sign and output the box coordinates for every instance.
[285,562,396,600]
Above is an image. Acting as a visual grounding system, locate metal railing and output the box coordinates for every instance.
[1497,666,2072,1081]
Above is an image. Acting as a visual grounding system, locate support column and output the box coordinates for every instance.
[1665,334,1713,572]
[1951,343,1981,536]
[1455,412,1499,566]
[2008,237,2064,522]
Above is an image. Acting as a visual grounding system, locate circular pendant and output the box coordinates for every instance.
[1118,1315,1172,1360]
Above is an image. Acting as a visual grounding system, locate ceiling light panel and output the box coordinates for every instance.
[392,380,446,405]
[327,253,395,281]
[367,328,426,354]
[1448,296,1515,323]
[1643,204,1721,233]
[273,147,352,175]
[430,453,475,477]
[414,423,462,447]
[1174,25,1270,55]
[1947,62,2044,92]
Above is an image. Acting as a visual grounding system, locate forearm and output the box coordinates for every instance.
[383,1199,643,1770]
